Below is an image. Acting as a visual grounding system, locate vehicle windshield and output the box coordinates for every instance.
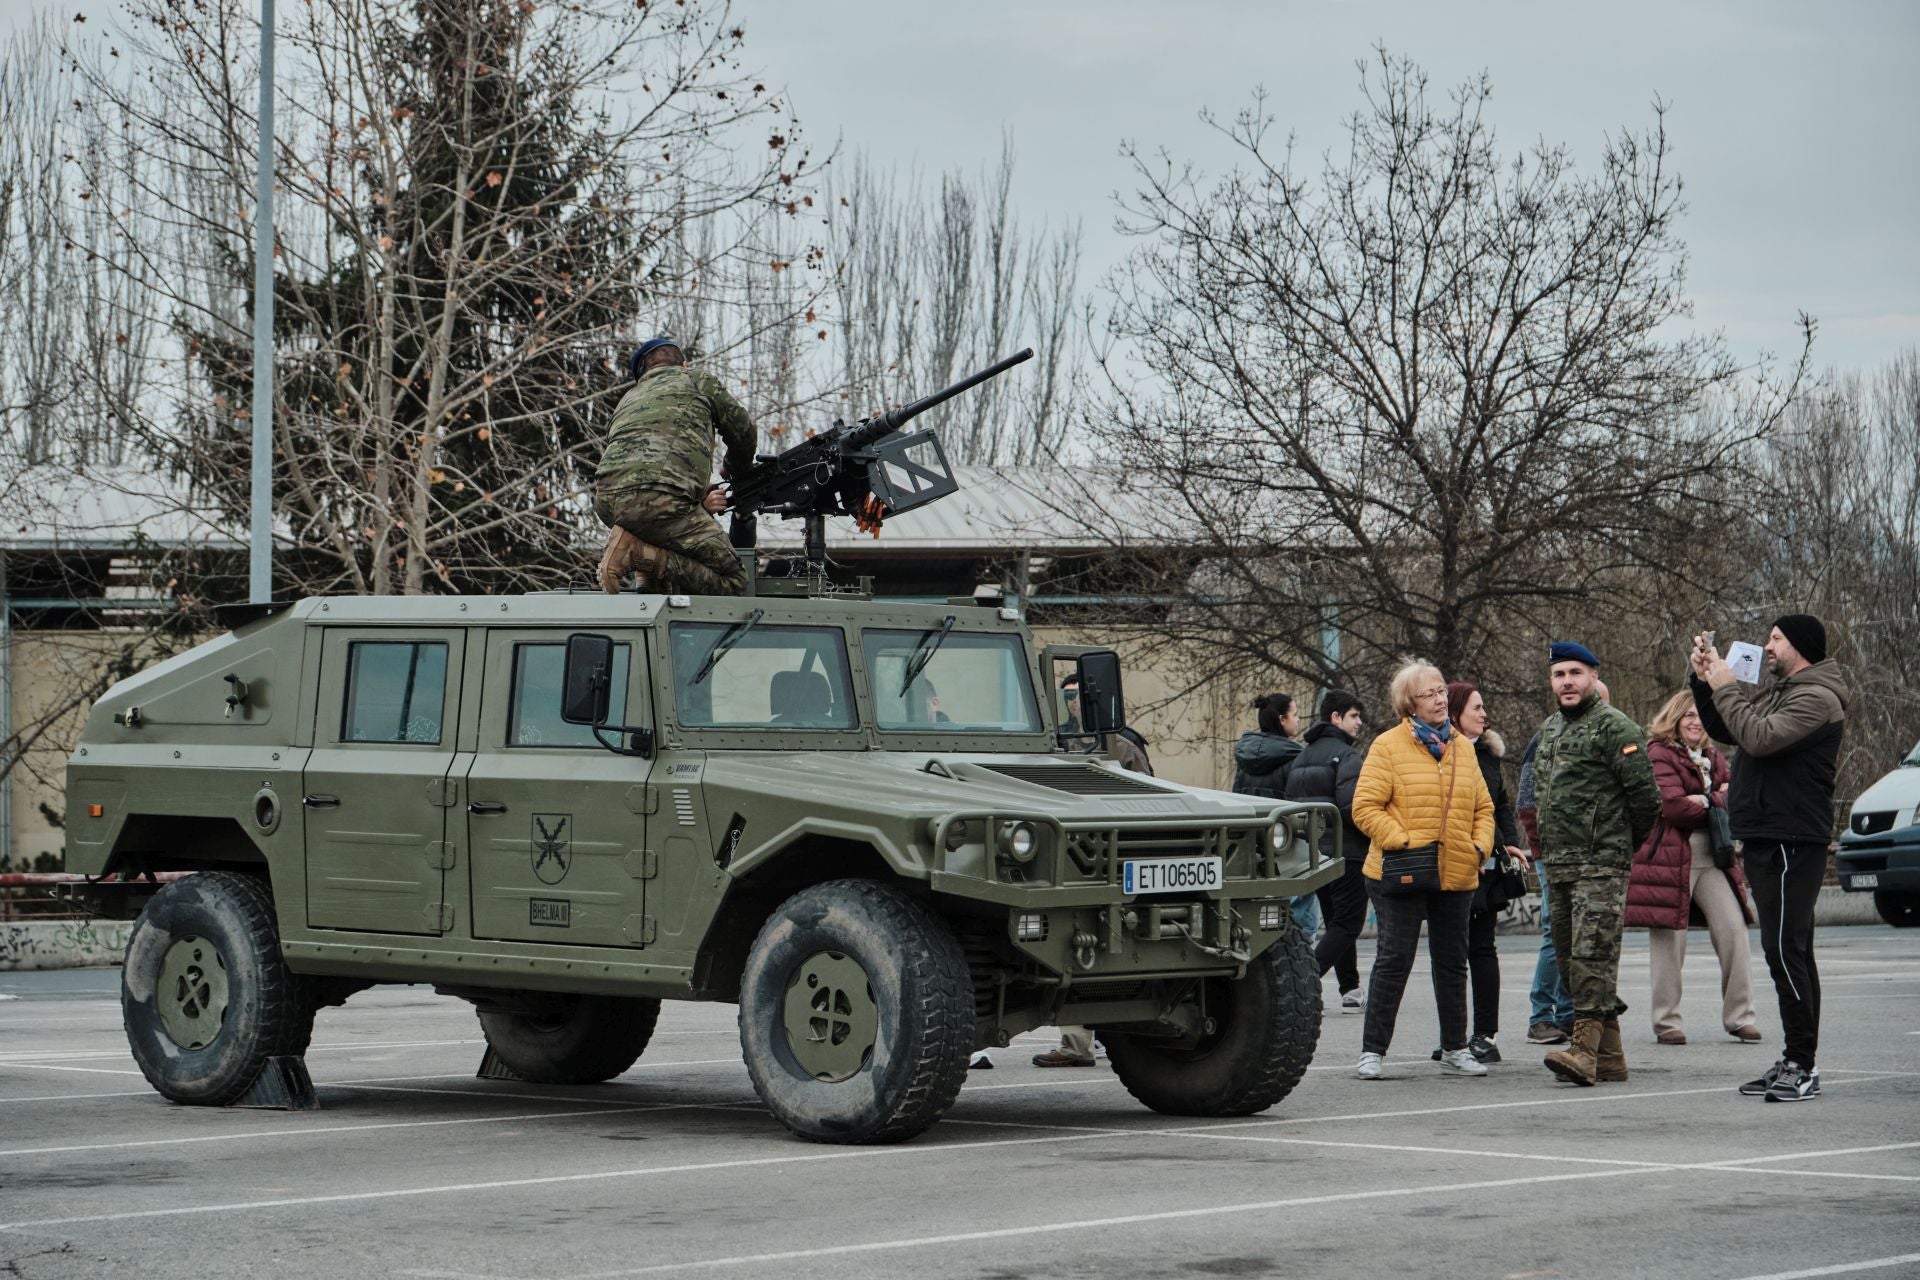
[1903,737,1920,767]
[861,629,1042,732]
[669,623,856,730]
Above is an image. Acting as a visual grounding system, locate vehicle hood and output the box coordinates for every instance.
[1847,765,1920,823]
[696,751,1286,824]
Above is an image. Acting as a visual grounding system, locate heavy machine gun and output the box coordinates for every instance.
[726,347,1034,579]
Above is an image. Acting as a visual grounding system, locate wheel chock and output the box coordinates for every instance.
[477,1047,523,1081]
[229,1055,319,1111]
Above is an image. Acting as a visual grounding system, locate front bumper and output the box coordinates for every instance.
[1835,828,1920,893]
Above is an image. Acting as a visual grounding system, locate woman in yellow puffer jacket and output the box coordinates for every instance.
[1350,660,1495,1080]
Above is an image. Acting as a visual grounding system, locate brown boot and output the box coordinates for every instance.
[597,528,668,594]
[1544,1017,1602,1087]
[1596,1016,1628,1082]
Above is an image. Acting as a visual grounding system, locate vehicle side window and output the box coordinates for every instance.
[342,641,448,744]
[509,642,631,747]
[669,623,856,730]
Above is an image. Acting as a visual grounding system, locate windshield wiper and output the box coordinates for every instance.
[694,608,764,685]
[899,614,956,697]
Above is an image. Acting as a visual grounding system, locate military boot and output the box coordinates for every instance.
[1596,1017,1628,1082]
[1543,1017,1602,1087]
[598,528,668,594]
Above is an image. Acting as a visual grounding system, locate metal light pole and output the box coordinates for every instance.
[247,0,276,604]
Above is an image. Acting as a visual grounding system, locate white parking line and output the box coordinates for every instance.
[1728,1254,1920,1280]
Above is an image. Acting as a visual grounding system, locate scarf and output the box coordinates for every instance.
[1411,717,1452,760]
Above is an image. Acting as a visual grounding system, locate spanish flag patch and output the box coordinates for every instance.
[1621,743,1639,755]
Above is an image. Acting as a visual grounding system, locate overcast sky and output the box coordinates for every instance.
[733,0,1918,378]
[5,0,1912,375]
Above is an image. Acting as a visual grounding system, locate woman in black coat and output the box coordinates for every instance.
[1232,692,1301,797]
[1446,682,1528,1062]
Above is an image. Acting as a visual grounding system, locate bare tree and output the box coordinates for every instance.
[65,0,813,596]
[1075,50,1809,710]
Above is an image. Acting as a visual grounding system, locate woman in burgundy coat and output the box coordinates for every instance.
[1625,691,1762,1045]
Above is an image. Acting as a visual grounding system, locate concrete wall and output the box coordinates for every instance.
[0,919,133,970]
[5,631,132,869]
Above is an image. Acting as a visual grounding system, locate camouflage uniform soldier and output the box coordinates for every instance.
[594,337,757,595]
[1532,641,1660,1086]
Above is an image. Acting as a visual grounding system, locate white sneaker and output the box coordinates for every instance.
[1341,989,1364,1013]
[1437,1047,1488,1076]
[1356,1052,1384,1080]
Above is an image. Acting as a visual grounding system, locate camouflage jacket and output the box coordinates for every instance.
[595,365,758,503]
[1533,695,1660,867]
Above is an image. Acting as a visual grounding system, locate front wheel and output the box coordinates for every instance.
[1875,890,1920,928]
[121,871,315,1105]
[738,879,973,1144]
[1103,922,1321,1116]
[476,995,661,1084]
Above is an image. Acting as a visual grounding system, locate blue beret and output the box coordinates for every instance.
[627,336,681,378]
[1549,641,1600,668]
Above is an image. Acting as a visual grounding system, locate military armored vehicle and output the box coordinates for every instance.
[66,588,1339,1142]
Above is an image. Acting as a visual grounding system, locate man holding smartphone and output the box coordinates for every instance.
[1690,615,1849,1103]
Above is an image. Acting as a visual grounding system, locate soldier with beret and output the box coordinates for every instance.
[1532,641,1661,1086]
[594,337,758,595]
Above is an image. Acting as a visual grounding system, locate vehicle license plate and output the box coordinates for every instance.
[1122,856,1222,896]
[1850,873,1878,889]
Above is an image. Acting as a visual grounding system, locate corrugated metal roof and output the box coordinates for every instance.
[753,465,1172,554]
[0,463,249,552]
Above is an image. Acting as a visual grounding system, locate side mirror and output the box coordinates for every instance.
[561,633,615,726]
[1075,650,1126,735]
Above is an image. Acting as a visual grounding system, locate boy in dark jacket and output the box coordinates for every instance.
[1282,691,1368,1010]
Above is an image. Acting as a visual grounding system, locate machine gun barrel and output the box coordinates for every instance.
[844,347,1034,450]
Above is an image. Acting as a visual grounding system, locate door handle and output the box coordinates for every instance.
[467,801,508,815]
[302,794,340,809]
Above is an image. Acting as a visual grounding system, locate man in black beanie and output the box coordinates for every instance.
[1690,614,1848,1103]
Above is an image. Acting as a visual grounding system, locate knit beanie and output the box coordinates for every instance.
[1772,613,1827,664]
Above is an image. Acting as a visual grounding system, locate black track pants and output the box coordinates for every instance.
[1742,841,1827,1071]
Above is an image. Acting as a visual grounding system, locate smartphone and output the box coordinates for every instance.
[1703,630,1716,651]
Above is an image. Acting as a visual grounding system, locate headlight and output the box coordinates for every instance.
[998,821,1038,863]
[1014,912,1048,941]
[1257,901,1285,931]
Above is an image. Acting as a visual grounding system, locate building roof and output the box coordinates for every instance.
[0,462,249,553]
[753,465,1174,556]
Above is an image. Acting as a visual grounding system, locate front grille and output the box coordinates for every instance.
[1852,811,1896,836]
[1841,854,1889,873]
[1062,826,1258,881]
[976,762,1171,796]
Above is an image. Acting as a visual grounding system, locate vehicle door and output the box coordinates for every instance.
[463,630,656,947]
[303,630,465,935]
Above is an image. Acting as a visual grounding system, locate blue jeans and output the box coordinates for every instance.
[1290,893,1322,939]
[1530,867,1573,1026]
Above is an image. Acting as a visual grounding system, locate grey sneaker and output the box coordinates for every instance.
[1437,1047,1489,1076]
[1764,1062,1821,1103]
[1739,1058,1786,1097]
[1356,1052,1384,1080]
[1526,1021,1568,1045]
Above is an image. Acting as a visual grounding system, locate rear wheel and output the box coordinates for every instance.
[1874,890,1920,928]
[1103,922,1321,1116]
[739,879,972,1144]
[476,995,660,1084]
[122,871,314,1105]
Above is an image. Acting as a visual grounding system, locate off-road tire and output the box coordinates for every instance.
[121,871,314,1105]
[1103,920,1321,1116]
[476,995,661,1084]
[1875,890,1920,928]
[739,879,972,1144]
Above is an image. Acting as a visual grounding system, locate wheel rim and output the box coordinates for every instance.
[155,935,229,1050]
[781,950,879,1082]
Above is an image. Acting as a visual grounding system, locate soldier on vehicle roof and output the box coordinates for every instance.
[594,337,757,596]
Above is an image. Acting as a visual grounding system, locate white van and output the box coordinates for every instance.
[1835,737,1920,927]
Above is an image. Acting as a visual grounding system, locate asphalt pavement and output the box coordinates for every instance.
[2,928,1917,1280]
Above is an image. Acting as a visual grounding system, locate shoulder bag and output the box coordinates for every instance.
[1377,744,1459,897]
[1706,804,1737,870]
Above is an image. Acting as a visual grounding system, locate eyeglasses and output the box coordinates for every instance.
[1416,687,1448,701]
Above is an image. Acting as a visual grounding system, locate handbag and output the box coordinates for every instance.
[1484,851,1530,911]
[1706,804,1737,871]
[1377,746,1459,897]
